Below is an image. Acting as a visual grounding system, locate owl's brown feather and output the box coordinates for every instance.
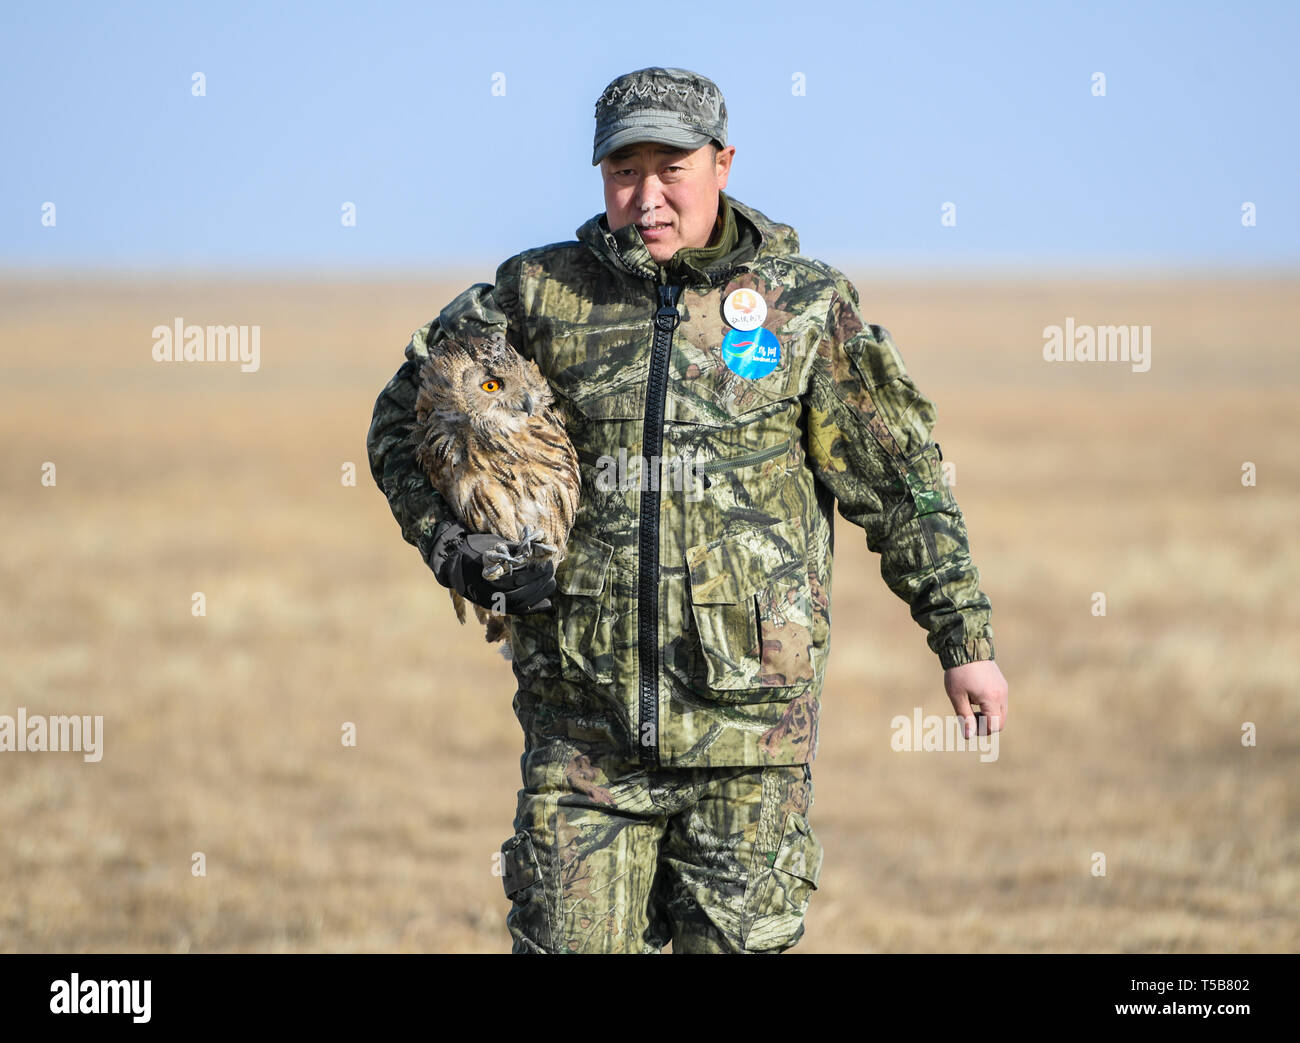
[410,332,580,652]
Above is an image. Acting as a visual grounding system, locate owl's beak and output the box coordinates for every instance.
[521,392,536,416]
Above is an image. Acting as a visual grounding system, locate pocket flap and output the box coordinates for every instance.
[707,338,806,418]
[500,830,539,899]
[541,330,649,421]
[900,442,954,517]
[772,811,822,889]
[554,528,614,596]
[686,516,806,604]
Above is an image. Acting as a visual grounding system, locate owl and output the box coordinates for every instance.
[411,329,580,650]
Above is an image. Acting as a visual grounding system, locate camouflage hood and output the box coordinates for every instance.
[574,191,800,287]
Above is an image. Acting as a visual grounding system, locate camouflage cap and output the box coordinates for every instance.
[592,66,728,166]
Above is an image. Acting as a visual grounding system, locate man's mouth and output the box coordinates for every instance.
[639,221,671,229]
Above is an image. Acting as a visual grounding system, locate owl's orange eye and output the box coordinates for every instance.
[480,379,500,393]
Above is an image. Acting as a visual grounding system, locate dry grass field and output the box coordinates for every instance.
[1,270,1296,953]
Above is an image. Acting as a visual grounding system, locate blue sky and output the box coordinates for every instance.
[2,0,1296,272]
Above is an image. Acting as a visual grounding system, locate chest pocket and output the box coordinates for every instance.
[532,325,649,421]
[709,331,806,415]
[686,515,817,694]
[674,325,810,428]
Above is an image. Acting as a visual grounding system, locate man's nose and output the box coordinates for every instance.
[633,180,665,212]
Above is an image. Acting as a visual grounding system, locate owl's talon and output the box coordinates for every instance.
[482,543,517,579]
[509,525,554,562]
[483,528,550,576]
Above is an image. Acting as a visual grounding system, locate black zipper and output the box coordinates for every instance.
[637,280,682,768]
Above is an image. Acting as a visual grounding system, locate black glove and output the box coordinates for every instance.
[420,518,556,614]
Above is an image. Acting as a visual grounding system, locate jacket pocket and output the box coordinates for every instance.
[536,328,649,421]
[554,528,616,685]
[704,328,808,421]
[686,516,817,692]
[742,810,823,951]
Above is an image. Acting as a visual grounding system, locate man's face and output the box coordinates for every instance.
[600,142,736,263]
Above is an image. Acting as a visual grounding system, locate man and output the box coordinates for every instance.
[367,66,1008,953]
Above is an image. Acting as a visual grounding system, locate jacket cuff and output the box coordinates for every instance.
[415,513,457,564]
[937,636,996,669]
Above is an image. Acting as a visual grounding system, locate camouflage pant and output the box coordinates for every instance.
[496,726,823,953]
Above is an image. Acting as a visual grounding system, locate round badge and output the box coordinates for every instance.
[723,288,767,331]
[721,326,781,380]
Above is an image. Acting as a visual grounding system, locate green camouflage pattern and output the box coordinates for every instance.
[498,717,819,952]
[366,190,995,770]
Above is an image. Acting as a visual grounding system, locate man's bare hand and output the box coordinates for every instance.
[944,659,1008,739]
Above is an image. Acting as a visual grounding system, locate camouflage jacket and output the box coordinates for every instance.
[366,191,995,769]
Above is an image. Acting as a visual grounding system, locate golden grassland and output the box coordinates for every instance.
[1,272,1296,952]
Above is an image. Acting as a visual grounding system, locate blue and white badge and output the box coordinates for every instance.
[721,326,781,380]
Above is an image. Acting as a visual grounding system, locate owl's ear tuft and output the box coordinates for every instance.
[478,331,516,370]
[439,337,476,363]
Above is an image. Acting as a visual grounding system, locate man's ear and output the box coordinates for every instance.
[715,145,735,188]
